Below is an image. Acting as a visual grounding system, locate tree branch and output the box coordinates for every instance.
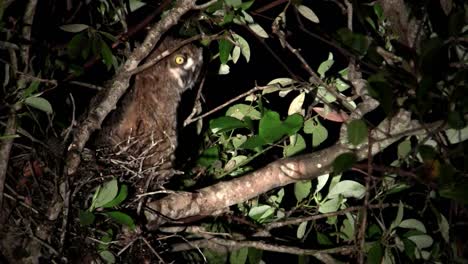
[0,111,16,209]
[146,109,442,228]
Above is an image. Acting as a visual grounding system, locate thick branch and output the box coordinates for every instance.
[146,110,437,228]
[171,237,356,257]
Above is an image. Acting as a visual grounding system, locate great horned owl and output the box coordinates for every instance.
[96,38,203,185]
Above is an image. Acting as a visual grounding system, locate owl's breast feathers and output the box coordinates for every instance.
[95,38,203,180]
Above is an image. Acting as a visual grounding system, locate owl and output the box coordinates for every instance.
[96,37,203,186]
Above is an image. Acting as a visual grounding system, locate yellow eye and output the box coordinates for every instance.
[174,55,185,65]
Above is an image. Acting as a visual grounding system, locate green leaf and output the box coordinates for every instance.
[367,75,393,114]
[335,78,350,92]
[99,250,116,264]
[219,63,230,75]
[99,31,117,42]
[367,224,382,239]
[333,152,357,174]
[318,197,341,213]
[294,180,311,202]
[340,218,354,241]
[67,33,87,59]
[102,184,128,208]
[367,242,383,264]
[398,219,427,233]
[448,111,465,129]
[328,180,365,199]
[81,38,92,60]
[79,210,95,226]
[230,247,248,264]
[267,78,294,87]
[284,134,306,157]
[259,111,283,142]
[24,96,53,114]
[407,235,433,249]
[232,34,250,62]
[240,1,254,10]
[418,145,436,161]
[98,230,112,251]
[232,135,247,149]
[267,188,284,206]
[241,11,254,24]
[100,40,113,70]
[438,213,450,243]
[210,116,247,133]
[440,182,468,204]
[283,114,304,136]
[390,201,405,231]
[218,39,233,64]
[445,125,468,144]
[248,23,268,38]
[248,248,263,264]
[248,205,274,222]
[296,5,319,23]
[204,249,228,264]
[60,24,89,33]
[317,86,337,103]
[232,46,241,63]
[317,53,334,77]
[386,183,410,195]
[103,211,136,230]
[397,140,411,159]
[288,92,305,115]
[315,174,329,194]
[22,80,40,98]
[197,146,219,167]
[225,0,242,8]
[240,135,267,150]
[93,179,119,209]
[402,238,416,260]
[259,111,303,143]
[373,3,383,19]
[316,232,333,246]
[296,221,308,239]
[226,104,261,120]
[347,119,368,146]
[303,118,328,147]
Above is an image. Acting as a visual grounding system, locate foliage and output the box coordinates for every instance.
[1,0,467,263]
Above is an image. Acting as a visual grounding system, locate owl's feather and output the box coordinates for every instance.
[96,38,203,185]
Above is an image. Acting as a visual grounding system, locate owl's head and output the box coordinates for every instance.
[151,38,203,92]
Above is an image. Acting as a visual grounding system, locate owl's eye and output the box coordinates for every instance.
[174,55,186,65]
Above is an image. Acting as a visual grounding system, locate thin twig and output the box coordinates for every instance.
[193,0,218,9]
[142,237,166,263]
[69,81,104,91]
[16,72,58,87]
[3,192,39,214]
[184,85,269,126]
[20,0,38,69]
[172,237,359,256]
[126,34,221,77]
[357,128,372,264]
[271,27,355,111]
[0,111,16,208]
[0,41,20,50]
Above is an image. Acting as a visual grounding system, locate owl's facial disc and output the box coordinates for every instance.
[168,48,203,91]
